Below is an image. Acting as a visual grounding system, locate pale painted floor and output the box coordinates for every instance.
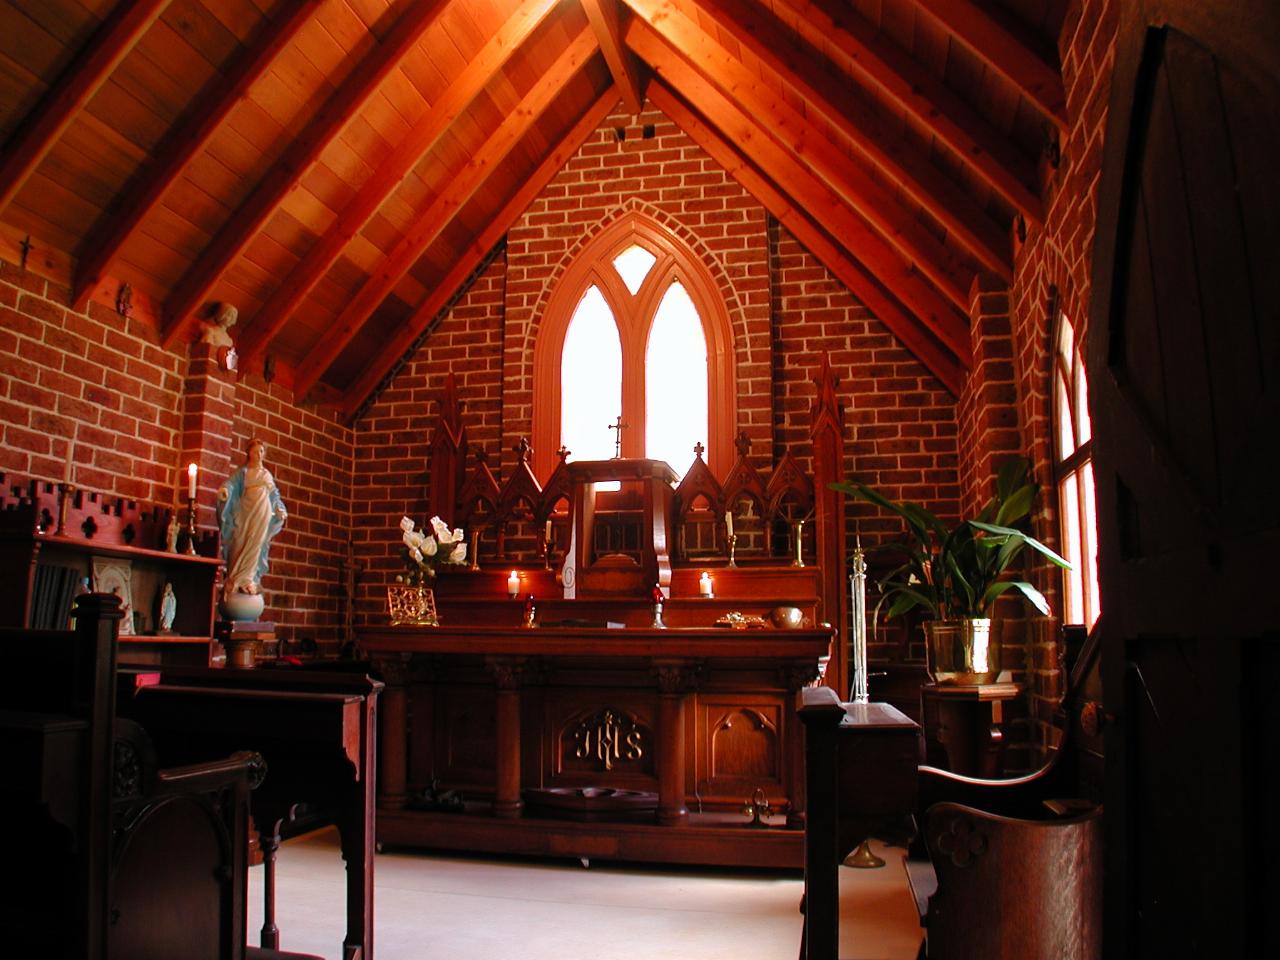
[247,829,923,960]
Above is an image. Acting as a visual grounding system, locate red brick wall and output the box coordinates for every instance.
[0,260,354,650]
[1,261,185,500]
[350,253,506,626]
[349,102,963,651]
[1006,0,1119,751]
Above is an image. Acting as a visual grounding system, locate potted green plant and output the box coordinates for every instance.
[832,458,1072,683]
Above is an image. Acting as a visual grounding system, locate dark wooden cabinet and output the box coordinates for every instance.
[0,474,222,666]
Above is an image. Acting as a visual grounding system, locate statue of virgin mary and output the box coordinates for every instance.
[218,439,287,607]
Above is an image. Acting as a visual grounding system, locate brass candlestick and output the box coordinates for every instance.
[469,531,480,572]
[791,520,805,567]
[56,482,76,536]
[185,494,198,555]
[726,533,737,568]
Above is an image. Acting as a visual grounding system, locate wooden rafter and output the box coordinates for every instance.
[628,17,971,343]
[680,0,1011,280]
[0,0,172,218]
[70,0,314,312]
[913,0,1068,132]
[236,0,561,370]
[649,82,966,393]
[623,8,972,311]
[341,87,623,420]
[158,0,452,348]
[294,26,600,398]
[773,0,1043,223]
[582,0,646,115]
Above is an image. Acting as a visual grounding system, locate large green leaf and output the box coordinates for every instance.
[969,520,1073,568]
[994,483,1035,527]
[995,457,1028,502]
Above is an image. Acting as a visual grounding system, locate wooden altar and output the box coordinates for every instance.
[365,361,858,867]
[362,603,831,868]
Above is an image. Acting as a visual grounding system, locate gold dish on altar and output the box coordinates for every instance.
[714,611,769,629]
[387,584,439,626]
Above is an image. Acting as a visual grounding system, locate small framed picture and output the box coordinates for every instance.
[92,557,133,636]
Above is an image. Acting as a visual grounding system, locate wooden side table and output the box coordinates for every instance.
[920,681,1023,777]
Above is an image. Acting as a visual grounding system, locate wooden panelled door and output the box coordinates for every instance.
[1088,1,1280,957]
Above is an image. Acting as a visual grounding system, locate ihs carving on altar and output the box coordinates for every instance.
[572,709,644,771]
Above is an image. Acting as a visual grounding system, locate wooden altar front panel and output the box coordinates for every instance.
[362,625,830,867]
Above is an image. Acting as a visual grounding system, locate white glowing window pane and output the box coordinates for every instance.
[1076,363,1092,446]
[1058,313,1076,360]
[646,281,707,479]
[612,244,657,295]
[1059,470,1084,626]
[561,285,621,463]
[1055,371,1075,458]
[1082,460,1101,629]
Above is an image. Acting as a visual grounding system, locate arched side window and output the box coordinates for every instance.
[533,214,735,480]
[1053,312,1100,629]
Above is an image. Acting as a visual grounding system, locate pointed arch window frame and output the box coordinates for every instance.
[532,214,737,480]
[1051,306,1100,630]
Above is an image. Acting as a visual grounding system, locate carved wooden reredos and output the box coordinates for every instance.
[426,375,830,570]
[424,359,851,689]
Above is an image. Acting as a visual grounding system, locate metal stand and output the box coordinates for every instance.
[184,494,198,555]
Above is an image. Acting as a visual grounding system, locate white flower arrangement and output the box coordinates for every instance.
[399,515,467,585]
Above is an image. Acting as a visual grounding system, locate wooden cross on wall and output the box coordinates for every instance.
[608,416,627,458]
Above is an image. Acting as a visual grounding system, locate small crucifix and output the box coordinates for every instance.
[607,415,628,458]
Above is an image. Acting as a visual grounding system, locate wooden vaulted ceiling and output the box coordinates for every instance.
[0,0,1067,417]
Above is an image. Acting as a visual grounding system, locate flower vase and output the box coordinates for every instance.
[387,584,439,626]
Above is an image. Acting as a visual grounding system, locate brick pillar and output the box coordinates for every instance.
[179,342,237,533]
[957,275,1020,518]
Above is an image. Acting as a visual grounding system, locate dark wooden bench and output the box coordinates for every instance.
[905,628,1104,959]
[2,593,322,960]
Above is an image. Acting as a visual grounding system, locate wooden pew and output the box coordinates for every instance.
[1,593,321,960]
[798,685,920,960]
[914,800,1102,960]
[906,630,1104,959]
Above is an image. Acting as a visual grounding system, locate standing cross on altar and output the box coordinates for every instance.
[608,415,628,458]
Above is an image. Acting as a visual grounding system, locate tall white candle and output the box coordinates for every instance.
[724,510,733,538]
[187,462,198,499]
[63,442,74,483]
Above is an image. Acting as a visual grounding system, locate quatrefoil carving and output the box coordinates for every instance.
[933,814,988,867]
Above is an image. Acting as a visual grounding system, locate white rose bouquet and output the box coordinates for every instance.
[399,515,467,585]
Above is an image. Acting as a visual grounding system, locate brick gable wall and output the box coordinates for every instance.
[0,262,353,650]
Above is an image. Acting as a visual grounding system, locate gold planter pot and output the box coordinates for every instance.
[387,584,439,626]
[922,618,1000,684]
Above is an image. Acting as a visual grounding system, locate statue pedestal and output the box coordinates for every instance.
[216,619,276,669]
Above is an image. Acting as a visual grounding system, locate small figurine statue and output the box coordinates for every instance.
[218,438,287,603]
[165,509,181,553]
[158,582,177,633]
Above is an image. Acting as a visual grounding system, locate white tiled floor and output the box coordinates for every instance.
[248,829,922,960]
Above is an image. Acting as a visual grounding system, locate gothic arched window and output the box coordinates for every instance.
[533,215,735,480]
[1052,312,1100,629]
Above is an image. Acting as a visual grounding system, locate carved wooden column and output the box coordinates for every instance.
[810,354,848,695]
[653,658,697,826]
[427,372,467,522]
[779,658,822,828]
[370,653,410,810]
[486,655,529,819]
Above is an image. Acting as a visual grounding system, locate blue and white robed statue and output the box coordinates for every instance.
[217,438,287,620]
